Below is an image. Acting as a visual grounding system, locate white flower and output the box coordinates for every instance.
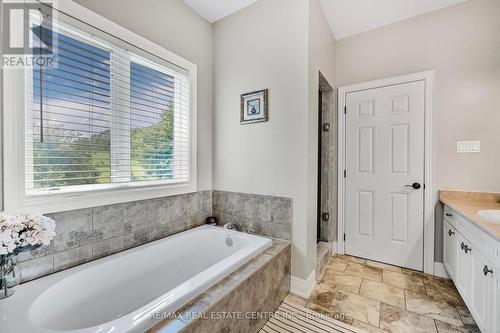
[0,212,10,223]
[0,212,56,254]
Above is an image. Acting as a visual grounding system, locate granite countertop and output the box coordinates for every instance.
[440,190,500,241]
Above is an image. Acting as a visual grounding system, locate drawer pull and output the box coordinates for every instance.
[448,230,455,236]
[446,213,453,217]
[460,242,471,253]
[483,265,493,276]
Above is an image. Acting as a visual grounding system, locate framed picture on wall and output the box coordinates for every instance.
[240,89,268,124]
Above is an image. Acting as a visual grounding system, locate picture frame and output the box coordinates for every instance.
[240,89,268,125]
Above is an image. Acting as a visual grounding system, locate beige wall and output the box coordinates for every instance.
[335,0,500,261]
[213,0,311,280]
[335,0,500,193]
[75,0,214,190]
[309,0,336,85]
[213,0,335,282]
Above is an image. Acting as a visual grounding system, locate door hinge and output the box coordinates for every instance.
[344,106,347,114]
[344,233,346,241]
[344,170,347,178]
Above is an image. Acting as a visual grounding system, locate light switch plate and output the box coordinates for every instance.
[457,141,480,153]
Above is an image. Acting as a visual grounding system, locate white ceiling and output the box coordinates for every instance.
[184,0,466,39]
[183,0,259,23]
[319,0,467,39]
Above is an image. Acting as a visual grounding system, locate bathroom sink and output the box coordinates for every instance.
[478,210,500,224]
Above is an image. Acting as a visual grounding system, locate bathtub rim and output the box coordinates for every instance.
[1,225,272,333]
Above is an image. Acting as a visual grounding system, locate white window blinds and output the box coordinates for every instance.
[26,19,191,195]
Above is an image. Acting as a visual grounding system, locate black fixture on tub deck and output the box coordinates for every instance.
[205,216,218,226]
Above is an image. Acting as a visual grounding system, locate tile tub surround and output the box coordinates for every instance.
[293,255,480,333]
[17,191,212,283]
[316,241,331,282]
[319,83,337,243]
[16,190,291,284]
[212,190,292,240]
[148,239,291,333]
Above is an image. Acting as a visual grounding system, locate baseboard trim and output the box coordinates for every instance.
[290,270,316,299]
[434,262,450,279]
[331,241,337,256]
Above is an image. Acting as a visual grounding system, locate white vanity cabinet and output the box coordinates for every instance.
[443,222,458,280]
[442,206,498,333]
[469,248,494,331]
[495,274,500,332]
[493,241,500,333]
[455,233,472,300]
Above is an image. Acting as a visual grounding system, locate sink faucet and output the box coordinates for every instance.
[223,222,242,232]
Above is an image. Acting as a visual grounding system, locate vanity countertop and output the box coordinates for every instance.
[440,190,500,241]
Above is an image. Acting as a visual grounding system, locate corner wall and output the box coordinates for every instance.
[308,0,336,251]
[306,0,336,280]
[213,0,310,282]
[213,0,336,288]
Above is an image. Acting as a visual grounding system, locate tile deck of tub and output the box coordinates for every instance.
[148,238,291,333]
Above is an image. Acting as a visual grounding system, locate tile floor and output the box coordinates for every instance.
[286,255,480,333]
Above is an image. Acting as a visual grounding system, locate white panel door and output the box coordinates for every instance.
[345,81,425,270]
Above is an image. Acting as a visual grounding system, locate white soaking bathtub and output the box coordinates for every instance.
[0,225,272,333]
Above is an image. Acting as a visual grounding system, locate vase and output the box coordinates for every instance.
[0,254,21,299]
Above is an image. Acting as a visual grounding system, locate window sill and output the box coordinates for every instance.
[6,181,197,214]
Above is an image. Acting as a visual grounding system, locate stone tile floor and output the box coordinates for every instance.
[286,255,480,333]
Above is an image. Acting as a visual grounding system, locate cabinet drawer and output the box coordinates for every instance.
[469,247,494,332]
[493,238,500,267]
[444,206,458,229]
[443,221,458,281]
[455,234,471,301]
[457,213,492,259]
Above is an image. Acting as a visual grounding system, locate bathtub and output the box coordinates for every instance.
[0,225,272,333]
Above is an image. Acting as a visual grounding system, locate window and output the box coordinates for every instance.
[129,61,177,183]
[3,3,196,213]
[30,26,113,191]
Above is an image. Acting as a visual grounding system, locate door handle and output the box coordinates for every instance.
[405,183,421,190]
[448,229,455,236]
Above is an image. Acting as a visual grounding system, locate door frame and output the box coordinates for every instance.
[337,70,436,275]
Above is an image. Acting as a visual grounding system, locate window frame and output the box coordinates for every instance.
[3,1,197,214]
